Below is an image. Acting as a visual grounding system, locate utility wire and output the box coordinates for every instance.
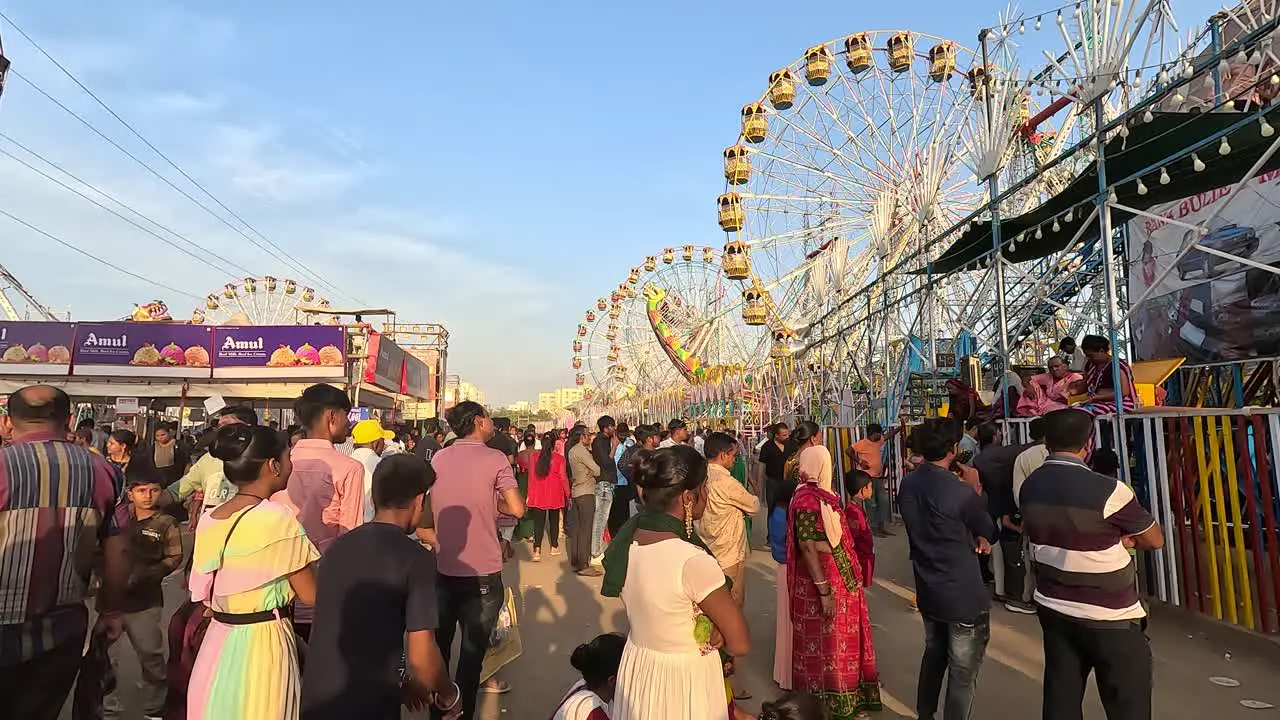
[8,69,341,294]
[0,132,251,279]
[0,206,203,300]
[0,9,364,304]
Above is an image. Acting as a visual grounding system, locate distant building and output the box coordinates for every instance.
[537,387,585,414]
[443,376,486,408]
[508,400,531,412]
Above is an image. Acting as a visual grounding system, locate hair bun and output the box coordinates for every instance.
[569,643,593,674]
[209,424,253,462]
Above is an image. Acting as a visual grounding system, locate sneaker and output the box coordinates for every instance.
[550,546,561,556]
[1005,600,1037,615]
[577,567,604,577]
[590,554,604,567]
[532,549,541,562]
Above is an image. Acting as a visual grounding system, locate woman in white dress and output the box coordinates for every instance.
[600,445,752,720]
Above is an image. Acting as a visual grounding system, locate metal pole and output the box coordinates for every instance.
[1210,13,1224,102]
[1093,99,1129,468]
[927,261,939,415]
[882,278,892,427]
[980,29,1012,421]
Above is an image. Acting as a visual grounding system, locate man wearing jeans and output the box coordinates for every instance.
[589,415,618,566]
[898,418,997,720]
[429,402,526,719]
[1022,409,1162,720]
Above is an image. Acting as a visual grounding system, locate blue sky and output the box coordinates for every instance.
[0,0,1220,404]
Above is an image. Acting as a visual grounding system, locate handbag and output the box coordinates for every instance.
[163,502,259,720]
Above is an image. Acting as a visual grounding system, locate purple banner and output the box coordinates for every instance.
[212,325,346,379]
[72,322,212,378]
[0,321,76,376]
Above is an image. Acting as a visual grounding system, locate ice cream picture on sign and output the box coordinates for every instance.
[126,341,211,367]
[222,334,343,367]
[0,326,72,364]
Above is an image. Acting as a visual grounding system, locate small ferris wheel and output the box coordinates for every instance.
[573,246,771,396]
[192,276,330,325]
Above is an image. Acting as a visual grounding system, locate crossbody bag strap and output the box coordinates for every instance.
[208,500,263,603]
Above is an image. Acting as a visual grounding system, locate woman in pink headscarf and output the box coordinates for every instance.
[1017,356,1083,417]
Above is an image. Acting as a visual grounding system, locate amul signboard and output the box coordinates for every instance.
[72,322,212,378]
[212,326,346,379]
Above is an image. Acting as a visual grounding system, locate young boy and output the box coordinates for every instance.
[301,454,460,720]
[104,472,183,720]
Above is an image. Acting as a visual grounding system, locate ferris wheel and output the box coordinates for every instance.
[720,30,988,352]
[572,246,771,396]
[192,276,330,325]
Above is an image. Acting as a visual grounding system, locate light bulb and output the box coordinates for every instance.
[1174,91,1185,104]
[1218,59,1230,75]
[1035,17,1042,30]
[1119,124,1130,138]
[1035,226,1044,239]
[1057,10,1064,24]
[1272,74,1279,86]
[1020,21,1026,34]
[1142,108,1154,123]
[1065,209,1074,222]
[1192,153,1205,171]
[1220,137,1231,155]
[1235,50,1249,65]
[1137,178,1148,195]
[1263,118,1276,137]
[1134,69,1142,82]
[1159,167,1170,184]
[1052,218,1061,232]
[1074,4,1083,18]
[1158,69,1171,84]
[1108,188,1118,203]
[1183,63,1195,79]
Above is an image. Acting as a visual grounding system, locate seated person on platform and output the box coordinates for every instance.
[1017,356,1083,417]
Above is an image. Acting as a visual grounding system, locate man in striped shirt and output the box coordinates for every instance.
[1021,409,1164,720]
[0,386,130,720]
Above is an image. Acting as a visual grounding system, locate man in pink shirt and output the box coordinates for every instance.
[274,382,364,641]
[430,401,525,720]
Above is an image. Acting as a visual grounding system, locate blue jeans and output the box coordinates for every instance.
[917,612,990,720]
[591,482,614,558]
[868,475,892,531]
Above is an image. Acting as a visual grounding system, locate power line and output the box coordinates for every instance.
[0,9,364,304]
[0,132,252,279]
[8,69,344,295]
[0,206,203,300]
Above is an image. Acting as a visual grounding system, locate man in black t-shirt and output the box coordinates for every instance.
[756,422,793,509]
[301,455,461,720]
[415,420,443,463]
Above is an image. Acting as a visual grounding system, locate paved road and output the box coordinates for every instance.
[99,522,1280,719]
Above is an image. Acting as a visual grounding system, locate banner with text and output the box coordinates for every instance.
[72,322,213,378]
[1127,169,1280,364]
[212,325,347,379]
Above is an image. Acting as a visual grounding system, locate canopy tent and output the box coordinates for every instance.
[932,108,1280,275]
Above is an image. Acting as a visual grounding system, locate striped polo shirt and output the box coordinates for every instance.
[1020,455,1155,622]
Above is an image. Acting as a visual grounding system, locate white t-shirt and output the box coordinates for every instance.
[351,447,384,523]
[658,438,679,449]
[553,681,610,720]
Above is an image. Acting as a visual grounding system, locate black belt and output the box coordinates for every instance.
[211,608,286,625]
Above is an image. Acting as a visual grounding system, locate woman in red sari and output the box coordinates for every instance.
[785,421,881,718]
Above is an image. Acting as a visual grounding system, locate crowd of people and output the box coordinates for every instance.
[0,367,1164,720]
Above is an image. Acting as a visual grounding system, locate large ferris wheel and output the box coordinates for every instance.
[192,276,331,325]
[719,31,988,344]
